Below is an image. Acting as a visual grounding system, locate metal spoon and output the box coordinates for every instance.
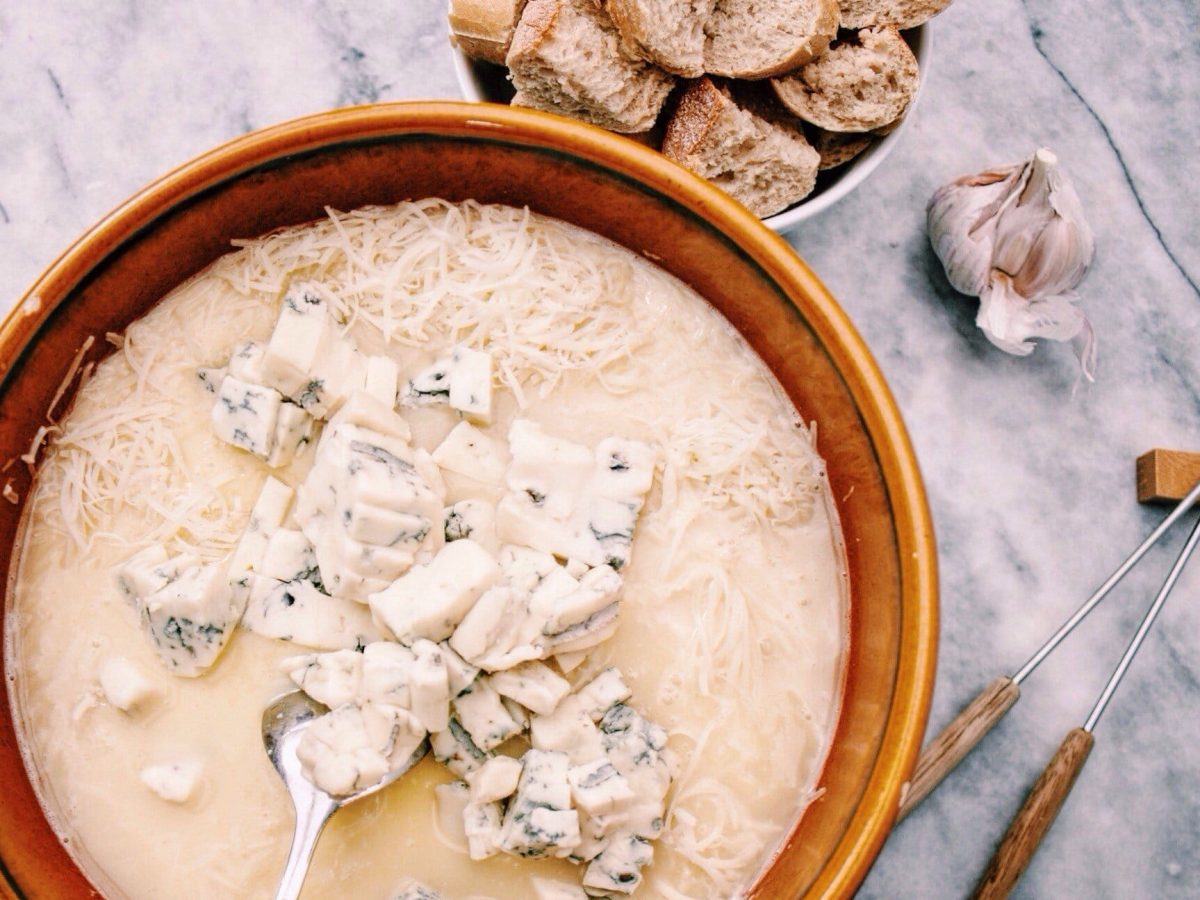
[262,690,429,900]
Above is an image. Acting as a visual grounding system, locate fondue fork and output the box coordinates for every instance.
[897,478,1200,819]
[974,512,1200,897]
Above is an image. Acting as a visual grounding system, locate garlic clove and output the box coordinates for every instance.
[927,148,1096,377]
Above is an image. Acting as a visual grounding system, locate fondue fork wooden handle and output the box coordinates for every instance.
[897,478,1200,821]
[897,676,1020,820]
[972,727,1094,900]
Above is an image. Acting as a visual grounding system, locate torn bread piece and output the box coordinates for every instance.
[507,0,675,134]
[703,0,839,80]
[606,0,716,77]
[771,26,919,133]
[838,0,953,30]
[662,77,820,219]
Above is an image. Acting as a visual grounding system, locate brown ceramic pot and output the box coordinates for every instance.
[0,101,937,899]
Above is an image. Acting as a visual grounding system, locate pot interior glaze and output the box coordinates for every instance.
[0,101,936,900]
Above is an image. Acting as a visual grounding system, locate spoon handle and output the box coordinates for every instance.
[275,789,339,900]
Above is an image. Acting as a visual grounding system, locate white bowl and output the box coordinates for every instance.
[450,24,931,233]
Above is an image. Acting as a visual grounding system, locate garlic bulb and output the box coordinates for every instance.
[928,148,1096,379]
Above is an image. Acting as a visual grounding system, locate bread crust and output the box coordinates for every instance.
[607,0,713,77]
[770,27,919,132]
[703,0,840,80]
[449,0,529,64]
[838,0,953,30]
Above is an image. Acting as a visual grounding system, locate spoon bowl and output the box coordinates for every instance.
[262,690,430,900]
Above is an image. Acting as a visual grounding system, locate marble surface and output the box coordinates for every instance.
[2,1,1198,897]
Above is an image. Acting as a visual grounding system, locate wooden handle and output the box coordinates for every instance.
[1137,449,1200,504]
[973,727,1095,900]
[897,675,1020,820]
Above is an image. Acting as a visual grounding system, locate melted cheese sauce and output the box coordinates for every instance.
[8,201,846,899]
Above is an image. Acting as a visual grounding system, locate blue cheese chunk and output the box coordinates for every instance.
[489,660,571,716]
[599,705,672,840]
[430,718,489,777]
[242,576,383,650]
[369,539,501,645]
[432,422,505,484]
[439,640,480,698]
[443,499,499,554]
[196,365,226,394]
[409,639,451,734]
[364,355,400,407]
[404,345,493,423]
[267,401,314,469]
[260,282,334,399]
[530,697,607,766]
[545,603,621,657]
[393,879,443,900]
[296,701,425,796]
[115,545,194,603]
[98,657,158,713]
[567,758,636,817]
[211,375,283,459]
[448,585,543,673]
[434,780,471,853]
[227,340,267,383]
[360,641,417,707]
[283,649,364,709]
[140,759,203,804]
[496,423,656,571]
[258,528,321,586]
[463,799,503,860]
[582,832,653,895]
[140,560,243,677]
[543,566,622,636]
[452,677,522,751]
[228,476,294,581]
[573,667,633,722]
[464,755,523,804]
[497,750,581,860]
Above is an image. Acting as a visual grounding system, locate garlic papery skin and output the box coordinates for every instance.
[928,148,1097,379]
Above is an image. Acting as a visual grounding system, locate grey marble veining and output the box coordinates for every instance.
[2,1,1198,898]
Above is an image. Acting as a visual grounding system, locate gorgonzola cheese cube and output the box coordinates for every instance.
[409,639,451,734]
[229,476,294,579]
[443,500,499,554]
[296,701,424,796]
[447,585,543,673]
[393,879,443,900]
[227,340,267,384]
[513,748,572,809]
[573,667,633,722]
[140,560,243,677]
[433,780,471,854]
[498,806,581,860]
[98,657,158,713]
[261,282,334,398]
[489,660,571,716]
[259,529,321,586]
[501,696,530,732]
[582,832,653,895]
[196,365,226,394]
[404,345,494,423]
[346,504,432,549]
[464,755,523,804]
[369,540,501,645]
[463,799,503,860]
[267,401,314,469]
[329,390,411,441]
[432,422,505,485]
[529,698,606,766]
[115,545,187,603]
[140,759,203,804]
[242,576,383,650]
[545,603,620,656]
[452,677,522,751]
[544,565,621,635]
[283,649,363,709]
[364,355,400,408]
[439,640,480,697]
[430,718,489,777]
[567,758,636,817]
[212,375,283,459]
[447,346,492,423]
[360,641,417,707]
